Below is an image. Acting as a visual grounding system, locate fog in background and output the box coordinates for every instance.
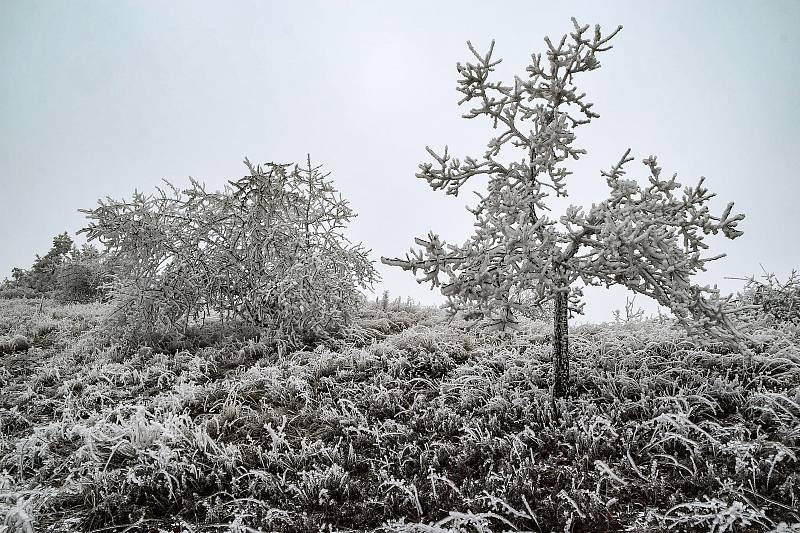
[2,1,798,323]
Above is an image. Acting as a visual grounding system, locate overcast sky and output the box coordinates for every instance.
[1,1,798,323]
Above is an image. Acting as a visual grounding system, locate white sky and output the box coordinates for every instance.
[1,1,798,323]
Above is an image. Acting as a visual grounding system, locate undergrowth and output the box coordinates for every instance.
[0,298,798,532]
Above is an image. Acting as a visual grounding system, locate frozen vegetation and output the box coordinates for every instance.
[383,19,746,399]
[0,295,799,532]
[0,17,797,533]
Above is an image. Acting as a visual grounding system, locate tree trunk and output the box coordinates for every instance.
[552,289,569,398]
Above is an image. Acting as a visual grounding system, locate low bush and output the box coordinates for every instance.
[2,235,108,304]
[80,157,377,351]
[55,255,108,304]
[755,272,800,323]
[0,285,38,300]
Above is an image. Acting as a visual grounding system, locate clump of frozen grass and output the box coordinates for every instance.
[0,473,52,533]
[0,335,30,355]
[662,497,771,532]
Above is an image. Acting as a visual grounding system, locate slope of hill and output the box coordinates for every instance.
[0,298,798,532]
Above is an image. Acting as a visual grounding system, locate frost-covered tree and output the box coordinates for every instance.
[6,231,74,294]
[382,20,746,397]
[80,157,377,350]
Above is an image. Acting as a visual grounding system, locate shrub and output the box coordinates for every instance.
[79,156,377,350]
[55,246,109,304]
[737,271,800,325]
[0,284,38,300]
[56,262,101,303]
[756,273,800,324]
[2,235,108,303]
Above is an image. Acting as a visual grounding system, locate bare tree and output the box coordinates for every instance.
[383,20,745,397]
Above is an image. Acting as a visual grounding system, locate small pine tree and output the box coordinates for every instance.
[383,20,746,397]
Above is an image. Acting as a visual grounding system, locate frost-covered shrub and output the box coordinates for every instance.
[55,249,109,304]
[0,284,38,300]
[749,272,800,324]
[55,261,98,303]
[79,157,377,350]
[3,237,108,304]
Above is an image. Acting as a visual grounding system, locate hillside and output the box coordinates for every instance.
[1,298,799,532]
